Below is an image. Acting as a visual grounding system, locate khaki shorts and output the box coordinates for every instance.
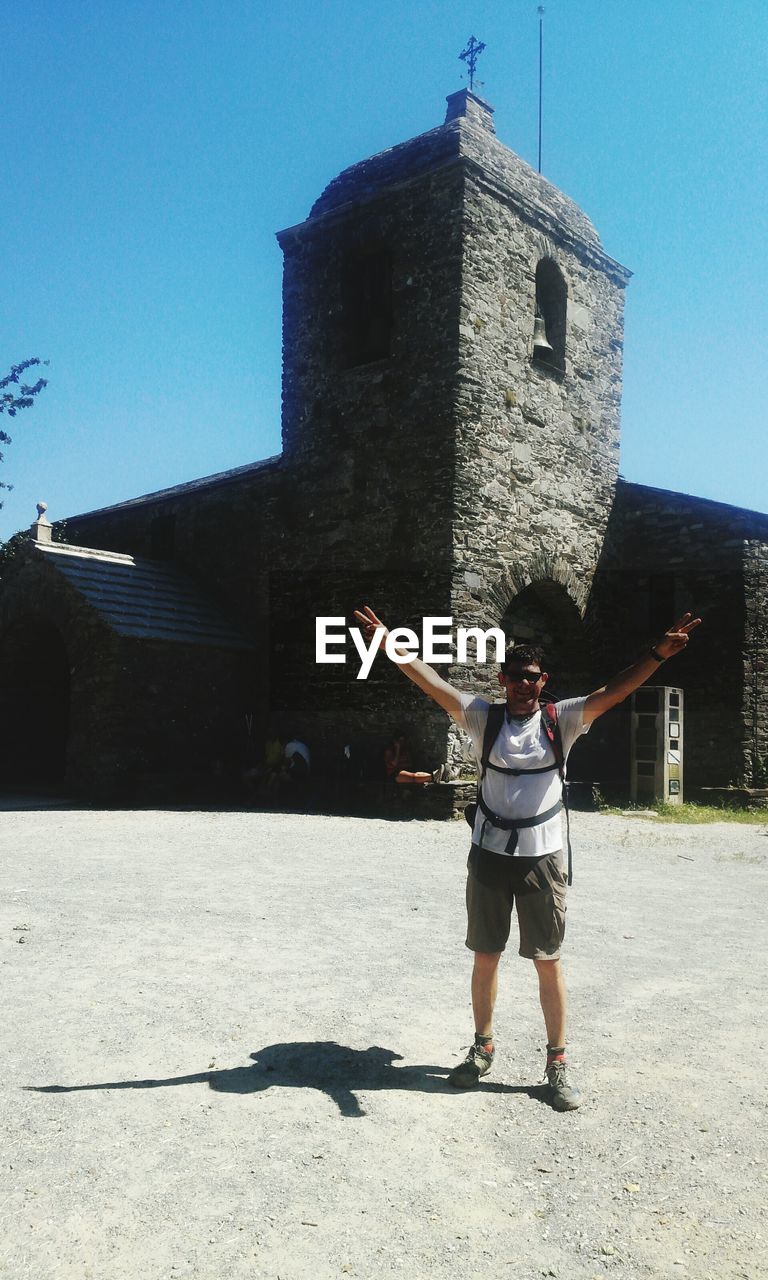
[465,845,567,959]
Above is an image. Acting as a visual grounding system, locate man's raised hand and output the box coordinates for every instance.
[353,605,389,652]
[352,604,464,720]
[654,612,702,660]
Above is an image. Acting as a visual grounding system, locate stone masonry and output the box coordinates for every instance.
[593,481,768,788]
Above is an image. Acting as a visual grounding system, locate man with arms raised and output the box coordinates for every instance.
[353,605,700,1110]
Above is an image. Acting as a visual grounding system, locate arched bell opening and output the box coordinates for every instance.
[0,617,70,785]
[532,257,567,373]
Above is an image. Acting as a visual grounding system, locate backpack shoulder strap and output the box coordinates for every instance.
[540,700,573,887]
[480,703,506,780]
[540,701,564,776]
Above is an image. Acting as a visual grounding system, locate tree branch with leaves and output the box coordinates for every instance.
[0,358,49,507]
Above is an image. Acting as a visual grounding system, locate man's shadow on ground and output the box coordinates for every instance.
[26,1041,548,1117]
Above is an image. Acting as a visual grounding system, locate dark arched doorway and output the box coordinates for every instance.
[501,580,589,700]
[0,618,70,785]
[502,580,595,783]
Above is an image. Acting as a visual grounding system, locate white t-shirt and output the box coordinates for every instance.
[457,695,590,857]
[284,739,310,768]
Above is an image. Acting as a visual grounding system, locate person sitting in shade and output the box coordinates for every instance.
[263,733,287,789]
[384,732,444,785]
[284,736,310,784]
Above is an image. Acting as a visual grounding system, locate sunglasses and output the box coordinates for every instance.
[503,669,543,683]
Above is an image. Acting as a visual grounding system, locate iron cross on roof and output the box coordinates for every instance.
[459,35,486,91]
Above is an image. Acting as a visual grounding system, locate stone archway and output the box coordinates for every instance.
[0,617,70,785]
[446,569,594,780]
[501,579,590,700]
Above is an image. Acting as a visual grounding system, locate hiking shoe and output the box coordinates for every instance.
[544,1059,581,1111]
[448,1041,494,1088]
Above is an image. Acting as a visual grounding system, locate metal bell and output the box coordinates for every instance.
[532,313,553,356]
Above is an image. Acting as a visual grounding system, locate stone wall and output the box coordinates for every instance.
[444,110,630,774]
[0,546,258,801]
[594,481,768,788]
[277,167,464,570]
[61,465,278,763]
[102,635,258,803]
[273,123,467,768]
[743,540,768,784]
[450,138,628,603]
[0,549,121,796]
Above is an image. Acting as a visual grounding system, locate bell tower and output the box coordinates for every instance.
[276,88,629,574]
[274,88,631,755]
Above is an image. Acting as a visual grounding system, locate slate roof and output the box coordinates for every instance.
[35,542,254,650]
[68,454,281,522]
[618,480,768,536]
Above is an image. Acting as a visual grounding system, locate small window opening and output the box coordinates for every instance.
[532,258,567,373]
[342,249,392,368]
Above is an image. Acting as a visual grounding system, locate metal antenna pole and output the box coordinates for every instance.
[538,6,545,173]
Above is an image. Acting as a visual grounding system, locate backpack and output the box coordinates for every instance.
[464,700,573,884]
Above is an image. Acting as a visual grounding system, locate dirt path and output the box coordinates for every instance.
[2,807,767,1280]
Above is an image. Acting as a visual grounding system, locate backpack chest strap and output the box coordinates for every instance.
[478,795,562,831]
[484,759,559,777]
[476,796,563,855]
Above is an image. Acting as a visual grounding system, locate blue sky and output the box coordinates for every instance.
[3,0,767,540]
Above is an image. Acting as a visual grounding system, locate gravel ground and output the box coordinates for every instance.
[1,805,767,1280]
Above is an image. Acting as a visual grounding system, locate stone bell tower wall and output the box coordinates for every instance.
[277,166,465,573]
[450,143,630,667]
[272,157,469,760]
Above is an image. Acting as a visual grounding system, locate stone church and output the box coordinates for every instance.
[2,89,766,803]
